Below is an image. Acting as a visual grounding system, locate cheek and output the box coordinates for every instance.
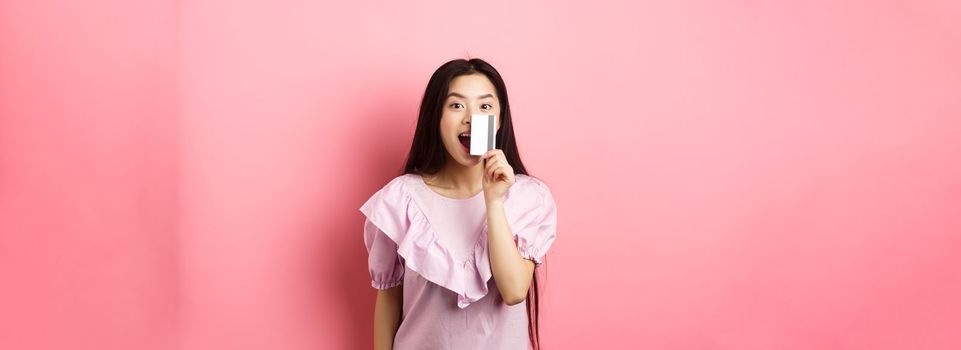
[439,114,458,136]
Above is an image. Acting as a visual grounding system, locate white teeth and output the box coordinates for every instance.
[459,133,470,137]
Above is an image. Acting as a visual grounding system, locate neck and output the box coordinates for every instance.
[430,155,484,194]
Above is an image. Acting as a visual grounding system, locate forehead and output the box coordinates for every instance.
[447,74,497,98]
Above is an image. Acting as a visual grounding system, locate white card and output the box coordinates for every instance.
[470,114,496,156]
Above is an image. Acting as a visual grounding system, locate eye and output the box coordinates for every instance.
[449,102,464,109]
[481,103,493,110]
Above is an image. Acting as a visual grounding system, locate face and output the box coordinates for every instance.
[439,73,501,166]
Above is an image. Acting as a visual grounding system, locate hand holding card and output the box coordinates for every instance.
[469,114,496,156]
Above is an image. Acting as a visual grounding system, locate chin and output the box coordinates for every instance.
[445,140,480,167]
[453,153,481,167]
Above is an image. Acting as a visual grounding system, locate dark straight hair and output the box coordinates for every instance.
[402,58,541,350]
[403,58,528,176]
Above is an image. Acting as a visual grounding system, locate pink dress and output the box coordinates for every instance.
[361,173,557,350]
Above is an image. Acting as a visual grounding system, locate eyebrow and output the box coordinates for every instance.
[446,92,495,100]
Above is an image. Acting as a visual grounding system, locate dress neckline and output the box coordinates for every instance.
[416,174,484,202]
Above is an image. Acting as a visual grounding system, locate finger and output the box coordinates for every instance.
[501,165,514,182]
[496,166,513,183]
[487,152,504,166]
[486,158,505,177]
[496,166,508,181]
[488,154,501,165]
[486,162,498,180]
[488,164,505,181]
[489,166,501,182]
[484,155,497,171]
[484,149,504,160]
[492,149,504,161]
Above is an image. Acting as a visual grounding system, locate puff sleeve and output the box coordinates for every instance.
[514,180,558,267]
[363,217,405,289]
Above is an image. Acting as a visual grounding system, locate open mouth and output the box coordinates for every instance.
[458,133,470,152]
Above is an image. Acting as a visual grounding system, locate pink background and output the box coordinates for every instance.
[2,0,960,349]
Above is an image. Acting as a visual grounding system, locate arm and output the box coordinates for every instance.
[486,198,536,305]
[373,285,403,350]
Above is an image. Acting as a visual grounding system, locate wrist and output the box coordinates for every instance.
[485,196,504,207]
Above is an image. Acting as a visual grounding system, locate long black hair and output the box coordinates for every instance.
[402,58,542,350]
[403,58,528,176]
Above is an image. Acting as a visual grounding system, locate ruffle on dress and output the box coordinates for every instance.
[362,174,557,308]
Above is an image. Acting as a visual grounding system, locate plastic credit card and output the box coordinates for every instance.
[470,114,496,156]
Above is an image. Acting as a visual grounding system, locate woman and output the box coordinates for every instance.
[361,58,557,349]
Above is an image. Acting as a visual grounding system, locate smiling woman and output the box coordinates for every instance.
[361,58,557,350]
[443,77,499,161]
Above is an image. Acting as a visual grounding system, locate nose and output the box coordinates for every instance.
[462,103,486,124]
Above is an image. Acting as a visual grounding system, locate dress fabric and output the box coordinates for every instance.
[361,173,558,350]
